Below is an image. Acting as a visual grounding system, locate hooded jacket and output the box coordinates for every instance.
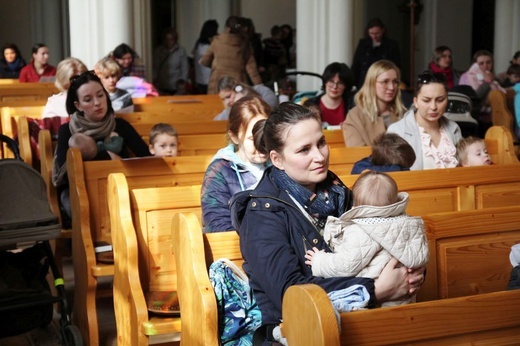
[230,167,375,325]
[201,144,266,233]
[311,193,428,281]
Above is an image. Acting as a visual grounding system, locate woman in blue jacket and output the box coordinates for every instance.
[231,103,425,344]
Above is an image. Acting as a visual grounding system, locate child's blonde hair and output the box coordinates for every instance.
[149,123,178,145]
[455,136,485,165]
[94,57,122,78]
[352,171,398,207]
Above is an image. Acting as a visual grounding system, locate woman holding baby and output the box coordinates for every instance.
[230,102,425,344]
[52,71,150,222]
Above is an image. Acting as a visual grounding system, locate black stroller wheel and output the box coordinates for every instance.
[62,324,83,346]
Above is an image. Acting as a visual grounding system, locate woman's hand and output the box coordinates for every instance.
[483,70,495,84]
[374,258,426,303]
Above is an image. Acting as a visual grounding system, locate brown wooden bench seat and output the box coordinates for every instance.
[67,148,211,345]
[281,206,520,345]
[0,82,58,101]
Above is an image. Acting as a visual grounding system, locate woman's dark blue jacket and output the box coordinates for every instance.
[230,166,376,325]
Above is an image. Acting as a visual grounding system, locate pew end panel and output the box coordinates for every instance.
[107,173,149,346]
[67,148,211,345]
[108,173,204,344]
[171,213,243,345]
[171,213,220,346]
[283,284,520,346]
[66,148,99,345]
[485,125,518,164]
[488,90,515,139]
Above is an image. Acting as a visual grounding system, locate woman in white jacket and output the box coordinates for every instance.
[387,71,461,170]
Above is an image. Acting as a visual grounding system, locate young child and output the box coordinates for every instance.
[305,171,429,307]
[68,133,98,160]
[351,133,416,174]
[503,63,520,88]
[456,136,492,167]
[149,123,178,157]
[94,57,134,113]
[69,132,124,161]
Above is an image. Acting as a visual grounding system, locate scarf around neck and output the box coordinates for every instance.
[69,111,116,139]
[271,167,351,230]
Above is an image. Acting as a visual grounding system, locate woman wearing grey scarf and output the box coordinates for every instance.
[52,71,150,222]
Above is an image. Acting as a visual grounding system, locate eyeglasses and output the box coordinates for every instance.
[69,70,97,84]
[376,79,400,88]
[326,80,345,88]
[417,72,447,85]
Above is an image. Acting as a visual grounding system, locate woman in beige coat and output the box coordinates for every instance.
[200,16,262,94]
[342,60,406,147]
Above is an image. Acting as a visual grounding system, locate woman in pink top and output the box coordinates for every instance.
[19,43,57,82]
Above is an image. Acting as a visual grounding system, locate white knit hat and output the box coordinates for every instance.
[510,244,520,267]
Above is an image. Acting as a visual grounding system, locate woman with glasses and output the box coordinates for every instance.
[342,60,406,147]
[303,62,354,127]
[387,72,461,170]
[52,71,150,221]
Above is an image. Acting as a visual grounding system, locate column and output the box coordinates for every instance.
[494,0,520,74]
[295,0,356,92]
[68,0,150,77]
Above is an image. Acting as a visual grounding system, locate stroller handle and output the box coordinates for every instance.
[0,134,21,160]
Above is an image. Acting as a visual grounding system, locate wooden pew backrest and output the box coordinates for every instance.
[421,206,520,301]
[171,213,242,345]
[66,148,211,345]
[339,163,520,217]
[0,82,58,101]
[108,173,202,344]
[282,284,520,346]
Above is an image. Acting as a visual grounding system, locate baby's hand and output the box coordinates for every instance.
[304,247,324,266]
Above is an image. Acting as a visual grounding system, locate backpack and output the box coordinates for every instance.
[209,258,262,345]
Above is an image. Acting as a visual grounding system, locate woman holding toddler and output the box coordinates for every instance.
[230,102,425,344]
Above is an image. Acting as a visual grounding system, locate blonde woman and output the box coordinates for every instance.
[42,57,88,118]
[342,60,406,147]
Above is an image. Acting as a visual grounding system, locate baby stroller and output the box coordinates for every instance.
[0,134,82,345]
[444,91,479,137]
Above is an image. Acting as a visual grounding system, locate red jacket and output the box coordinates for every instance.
[19,60,56,82]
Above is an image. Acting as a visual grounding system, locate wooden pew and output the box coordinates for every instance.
[133,94,223,120]
[0,82,58,101]
[281,206,520,345]
[171,213,243,346]
[117,112,228,135]
[339,163,520,217]
[489,89,515,135]
[323,129,346,148]
[421,206,520,302]
[107,173,203,345]
[282,285,520,345]
[66,148,212,345]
